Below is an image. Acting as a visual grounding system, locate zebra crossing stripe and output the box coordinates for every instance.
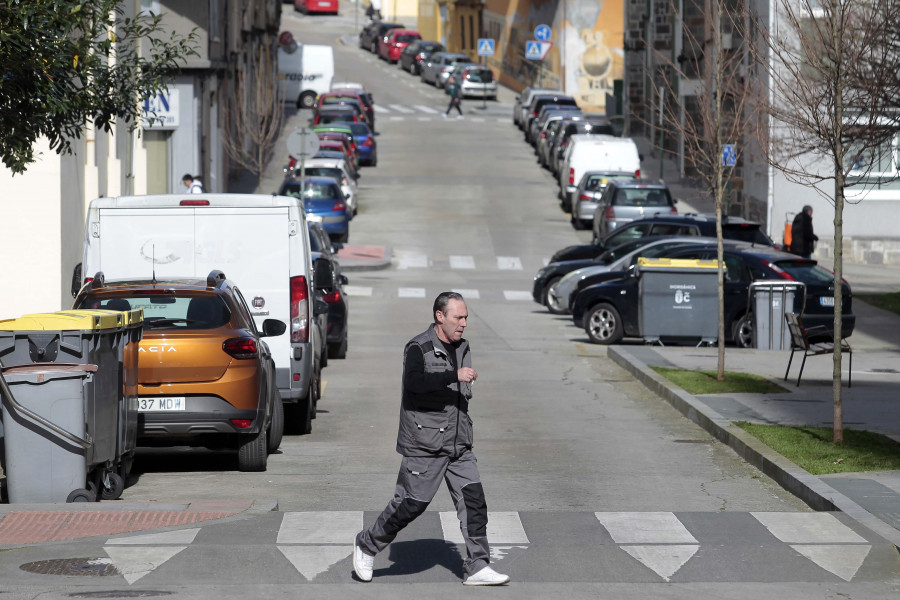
[790,545,871,582]
[103,546,187,584]
[503,291,532,301]
[620,545,699,582]
[449,255,475,269]
[452,288,480,299]
[595,512,698,544]
[497,256,523,270]
[373,104,389,113]
[750,512,868,544]
[343,285,373,297]
[399,287,426,298]
[390,116,404,121]
[106,528,200,545]
[278,546,352,581]
[439,511,529,545]
[414,105,440,114]
[388,104,415,114]
[397,253,428,269]
[277,511,362,544]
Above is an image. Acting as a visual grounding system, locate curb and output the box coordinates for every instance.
[608,345,900,549]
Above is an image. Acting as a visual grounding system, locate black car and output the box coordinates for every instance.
[399,40,443,74]
[571,245,854,346]
[359,21,404,53]
[308,221,349,359]
[550,214,775,263]
[524,95,578,139]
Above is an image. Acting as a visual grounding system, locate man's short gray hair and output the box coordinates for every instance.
[433,291,465,321]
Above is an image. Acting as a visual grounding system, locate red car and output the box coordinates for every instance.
[378,30,421,63]
[317,132,359,166]
[294,0,338,15]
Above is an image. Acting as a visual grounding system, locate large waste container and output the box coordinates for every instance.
[0,363,97,503]
[749,281,806,350]
[638,258,719,345]
[0,311,129,500]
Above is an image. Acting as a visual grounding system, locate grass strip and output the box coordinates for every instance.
[651,366,787,395]
[857,292,900,316]
[735,422,900,474]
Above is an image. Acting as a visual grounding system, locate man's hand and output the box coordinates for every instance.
[457,367,478,383]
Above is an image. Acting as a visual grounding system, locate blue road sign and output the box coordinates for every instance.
[534,24,552,41]
[722,144,737,167]
[477,38,495,56]
[525,41,542,60]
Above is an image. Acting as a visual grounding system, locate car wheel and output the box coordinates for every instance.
[542,277,567,315]
[298,91,317,109]
[369,151,377,167]
[585,302,625,344]
[237,429,268,472]
[266,392,284,454]
[314,365,322,406]
[100,471,125,501]
[328,335,348,359]
[732,313,754,348]
[571,215,586,230]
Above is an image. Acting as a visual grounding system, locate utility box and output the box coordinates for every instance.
[750,281,806,350]
[638,258,719,345]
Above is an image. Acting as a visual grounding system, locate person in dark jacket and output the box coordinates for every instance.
[353,292,510,586]
[790,205,818,259]
[444,74,463,118]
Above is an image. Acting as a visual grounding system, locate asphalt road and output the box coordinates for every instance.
[3,7,899,598]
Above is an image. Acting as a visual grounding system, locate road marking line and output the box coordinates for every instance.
[278,546,353,581]
[413,105,440,114]
[596,512,698,544]
[343,285,373,296]
[104,546,187,584]
[452,288,480,299]
[399,287,426,298]
[449,255,475,269]
[621,545,699,582]
[751,512,868,544]
[790,545,871,582]
[397,253,428,269]
[471,117,485,122]
[388,104,415,113]
[497,256,523,270]
[373,104,390,113]
[440,511,529,544]
[389,116,404,121]
[106,528,200,545]
[417,117,432,121]
[503,290,532,301]
[277,511,363,544]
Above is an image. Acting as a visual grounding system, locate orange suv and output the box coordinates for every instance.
[73,271,286,472]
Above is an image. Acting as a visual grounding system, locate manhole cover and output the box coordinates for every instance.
[69,592,173,598]
[20,557,119,577]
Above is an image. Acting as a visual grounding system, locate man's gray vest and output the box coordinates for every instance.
[396,325,473,457]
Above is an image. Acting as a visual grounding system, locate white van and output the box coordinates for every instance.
[558,135,642,209]
[79,194,333,432]
[278,43,335,109]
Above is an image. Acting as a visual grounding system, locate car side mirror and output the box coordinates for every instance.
[331,241,344,252]
[314,257,335,291]
[261,319,287,337]
[339,274,349,285]
[314,298,329,316]
[71,263,83,298]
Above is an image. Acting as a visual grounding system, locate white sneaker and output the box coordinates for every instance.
[442,113,448,119]
[462,565,510,586]
[353,544,374,582]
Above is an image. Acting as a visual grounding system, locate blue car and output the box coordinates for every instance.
[279,176,350,243]
[350,122,377,166]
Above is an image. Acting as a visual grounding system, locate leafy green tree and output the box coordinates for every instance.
[0,0,197,174]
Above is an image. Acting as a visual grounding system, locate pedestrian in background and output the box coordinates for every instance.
[182,173,204,194]
[790,205,818,259]
[353,292,510,586]
[443,74,463,119]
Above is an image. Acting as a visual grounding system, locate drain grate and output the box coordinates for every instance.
[69,592,173,598]
[20,557,119,577]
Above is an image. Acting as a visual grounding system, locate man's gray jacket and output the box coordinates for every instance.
[396,324,473,457]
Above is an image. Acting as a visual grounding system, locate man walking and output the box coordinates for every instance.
[353,292,510,586]
[790,205,818,259]
[444,74,463,119]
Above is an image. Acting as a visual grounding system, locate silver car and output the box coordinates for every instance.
[514,88,560,130]
[571,171,638,229]
[592,180,677,240]
[419,52,470,87]
[455,64,498,99]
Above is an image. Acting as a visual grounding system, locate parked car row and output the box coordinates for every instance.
[518,89,855,348]
[358,21,498,99]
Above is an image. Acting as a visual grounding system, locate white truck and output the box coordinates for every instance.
[278,43,334,109]
[77,194,334,434]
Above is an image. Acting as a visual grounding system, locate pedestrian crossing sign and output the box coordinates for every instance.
[525,41,541,60]
[477,39,495,56]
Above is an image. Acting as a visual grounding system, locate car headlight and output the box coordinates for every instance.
[534,267,549,280]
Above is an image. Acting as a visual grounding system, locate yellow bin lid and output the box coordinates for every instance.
[57,308,143,327]
[637,257,719,269]
[0,310,119,332]
[55,309,125,329]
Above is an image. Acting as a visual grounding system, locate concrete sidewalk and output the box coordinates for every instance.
[608,296,900,549]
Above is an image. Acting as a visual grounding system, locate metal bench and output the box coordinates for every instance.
[783,312,852,387]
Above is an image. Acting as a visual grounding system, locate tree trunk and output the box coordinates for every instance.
[713,0,726,381]
[831,0,844,445]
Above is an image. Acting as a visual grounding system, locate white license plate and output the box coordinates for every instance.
[318,2,330,5]
[820,296,835,307]
[307,214,323,223]
[138,397,186,412]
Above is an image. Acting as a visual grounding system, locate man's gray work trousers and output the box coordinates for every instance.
[356,449,490,577]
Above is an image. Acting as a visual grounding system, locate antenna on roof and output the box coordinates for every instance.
[152,244,157,284]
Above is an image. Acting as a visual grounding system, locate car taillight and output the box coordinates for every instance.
[223,337,258,359]
[532,111,538,117]
[635,169,641,178]
[568,168,575,185]
[231,419,253,429]
[290,276,309,343]
[362,137,374,147]
[322,289,342,303]
[333,199,347,212]
[604,205,615,221]
[180,200,209,206]
[580,193,592,202]
[765,261,797,281]
[561,140,567,148]
[540,131,547,139]
[670,206,678,214]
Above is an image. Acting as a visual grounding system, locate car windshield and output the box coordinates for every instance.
[612,188,672,206]
[320,113,354,123]
[595,238,657,264]
[350,123,370,136]
[308,229,323,252]
[722,224,774,245]
[775,260,836,285]
[305,167,343,180]
[281,182,340,200]
[586,174,635,191]
[85,294,230,330]
[396,35,419,42]
[466,69,493,83]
